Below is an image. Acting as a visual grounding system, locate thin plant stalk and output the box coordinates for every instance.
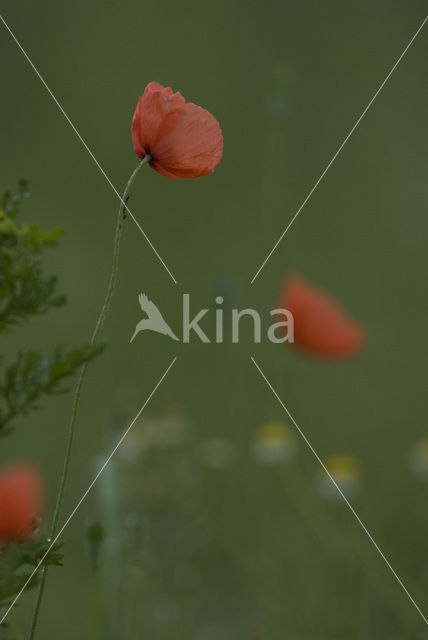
[28,156,151,640]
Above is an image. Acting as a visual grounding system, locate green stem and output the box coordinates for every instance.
[28,156,150,640]
[90,568,102,640]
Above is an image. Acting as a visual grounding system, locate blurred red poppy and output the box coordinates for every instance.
[0,465,42,543]
[132,81,223,179]
[281,275,364,359]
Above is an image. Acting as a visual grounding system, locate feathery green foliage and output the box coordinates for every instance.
[0,180,64,331]
[0,538,63,605]
[0,345,104,437]
[0,181,104,621]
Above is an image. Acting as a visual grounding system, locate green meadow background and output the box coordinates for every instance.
[1,1,428,638]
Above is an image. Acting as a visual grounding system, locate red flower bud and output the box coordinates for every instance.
[281,275,364,359]
[132,82,223,179]
[0,465,43,543]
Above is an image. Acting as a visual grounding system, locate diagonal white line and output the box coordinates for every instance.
[0,14,177,284]
[250,15,428,284]
[251,355,428,626]
[0,356,177,626]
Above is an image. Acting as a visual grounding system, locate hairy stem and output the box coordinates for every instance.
[28,156,150,640]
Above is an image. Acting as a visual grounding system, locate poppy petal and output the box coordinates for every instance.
[0,465,42,542]
[150,103,224,178]
[131,83,185,159]
[281,275,364,359]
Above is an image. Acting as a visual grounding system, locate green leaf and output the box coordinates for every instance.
[0,344,105,435]
[0,179,30,219]
[0,537,63,607]
[0,181,65,330]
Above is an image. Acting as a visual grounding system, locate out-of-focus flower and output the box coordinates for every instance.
[0,464,42,543]
[197,438,236,469]
[280,274,364,359]
[316,455,362,501]
[132,82,223,179]
[407,437,428,479]
[252,421,297,465]
[118,414,189,466]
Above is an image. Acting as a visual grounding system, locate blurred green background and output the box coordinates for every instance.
[2,0,428,638]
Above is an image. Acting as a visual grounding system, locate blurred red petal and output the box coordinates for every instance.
[281,275,364,359]
[0,465,43,543]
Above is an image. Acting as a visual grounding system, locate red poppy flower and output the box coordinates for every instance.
[0,465,42,543]
[281,275,364,359]
[131,81,223,179]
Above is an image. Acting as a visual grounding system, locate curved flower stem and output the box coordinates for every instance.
[28,156,151,640]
